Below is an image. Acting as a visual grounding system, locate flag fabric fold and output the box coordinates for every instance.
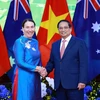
[37,0,75,77]
[73,0,100,81]
[0,26,11,77]
[3,0,33,80]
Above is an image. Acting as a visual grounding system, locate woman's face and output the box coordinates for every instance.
[22,21,35,39]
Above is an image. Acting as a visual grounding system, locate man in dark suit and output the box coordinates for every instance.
[41,20,88,100]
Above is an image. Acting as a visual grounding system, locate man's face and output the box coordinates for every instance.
[58,21,72,39]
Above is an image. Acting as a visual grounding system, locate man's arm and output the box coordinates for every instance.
[78,40,88,89]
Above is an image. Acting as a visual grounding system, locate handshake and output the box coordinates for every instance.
[35,66,48,78]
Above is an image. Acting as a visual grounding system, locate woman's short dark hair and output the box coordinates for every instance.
[22,19,36,27]
[57,20,72,28]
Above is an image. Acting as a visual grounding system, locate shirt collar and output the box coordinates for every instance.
[61,34,72,42]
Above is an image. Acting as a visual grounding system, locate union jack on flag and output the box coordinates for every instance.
[73,0,100,81]
[14,0,30,20]
[3,0,34,81]
[80,0,100,19]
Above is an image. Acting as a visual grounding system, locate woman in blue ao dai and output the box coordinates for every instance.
[12,19,42,100]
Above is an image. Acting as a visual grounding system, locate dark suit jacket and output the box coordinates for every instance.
[46,36,88,89]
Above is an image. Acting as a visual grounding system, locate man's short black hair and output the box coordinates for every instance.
[57,20,72,28]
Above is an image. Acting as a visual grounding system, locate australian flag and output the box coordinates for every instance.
[73,0,100,81]
[3,0,35,81]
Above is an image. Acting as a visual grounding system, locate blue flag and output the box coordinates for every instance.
[73,0,100,81]
[3,0,36,81]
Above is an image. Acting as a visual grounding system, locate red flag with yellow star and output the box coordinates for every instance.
[37,0,75,77]
[0,26,11,77]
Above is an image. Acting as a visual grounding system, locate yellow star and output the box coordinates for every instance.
[40,5,69,44]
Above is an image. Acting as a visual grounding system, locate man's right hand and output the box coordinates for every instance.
[40,67,48,78]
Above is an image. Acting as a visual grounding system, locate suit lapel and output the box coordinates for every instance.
[56,40,61,60]
[62,36,76,59]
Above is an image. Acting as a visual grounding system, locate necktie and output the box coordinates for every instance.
[60,40,66,58]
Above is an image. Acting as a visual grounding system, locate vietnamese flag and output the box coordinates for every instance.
[0,26,11,77]
[37,0,75,77]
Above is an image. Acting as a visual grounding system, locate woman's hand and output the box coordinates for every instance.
[35,66,42,72]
